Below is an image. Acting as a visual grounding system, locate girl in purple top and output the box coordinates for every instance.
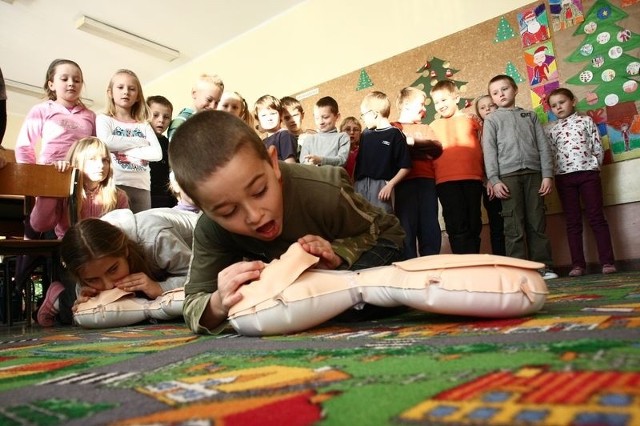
[15,59,96,164]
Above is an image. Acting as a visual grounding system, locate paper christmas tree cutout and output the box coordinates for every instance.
[506,61,525,83]
[356,69,374,91]
[565,0,640,109]
[409,57,473,121]
[495,16,516,42]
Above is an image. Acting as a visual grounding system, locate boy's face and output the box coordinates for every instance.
[195,145,284,241]
[282,106,303,134]
[148,102,172,134]
[431,90,459,118]
[360,106,378,130]
[192,83,223,112]
[489,79,518,108]
[548,93,575,120]
[313,105,340,133]
[402,98,426,122]
[257,107,281,132]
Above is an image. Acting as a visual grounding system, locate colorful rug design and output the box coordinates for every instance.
[1,272,639,425]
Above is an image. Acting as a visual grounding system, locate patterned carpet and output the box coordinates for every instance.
[1,272,639,425]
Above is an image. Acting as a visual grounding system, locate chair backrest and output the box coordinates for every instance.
[0,163,80,236]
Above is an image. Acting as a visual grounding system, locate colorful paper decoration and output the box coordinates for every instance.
[409,57,473,122]
[565,0,640,109]
[356,69,374,91]
[505,61,526,83]
[549,0,585,31]
[525,42,559,87]
[518,3,551,47]
[494,16,516,42]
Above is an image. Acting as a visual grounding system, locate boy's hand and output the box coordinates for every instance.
[486,183,496,200]
[116,272,163,299]
[217,261,265,313]
[378,182,394,201]
[298,234,343,270]
[303,154,321,165]
[539,177,553,196]
[493,182,511,199]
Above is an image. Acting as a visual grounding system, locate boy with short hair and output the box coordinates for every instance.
[428,80,485,255]
[482,74,557,279]
[254,95,298,163]
[354,91,412,214]
[169,111,406,334]
[146,95,176,208]
[167,74,224,140]
[299,96,351,167]
[393,87,443,257]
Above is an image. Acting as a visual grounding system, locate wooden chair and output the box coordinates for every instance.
[0,162,79,326]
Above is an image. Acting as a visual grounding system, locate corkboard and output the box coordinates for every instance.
[291,0,640,213]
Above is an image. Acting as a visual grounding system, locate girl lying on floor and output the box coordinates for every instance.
[38,208,199,328]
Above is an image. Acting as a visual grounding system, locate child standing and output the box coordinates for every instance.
[475,94,506,256]
[394,87,443,257]
[546,88,616,276]
[167,74,224,140]
[281,96,316,153]
[429,81,484,254]
[354,91,412,214]
[299,96,350,167]
[340,116,362,180]
[254,95,298,163]
[168,111,406,334]
[15,59,95,164]
[147,95,176,208]
[218,91,256,132]
[482,74,557,279]
[97,69,162,213]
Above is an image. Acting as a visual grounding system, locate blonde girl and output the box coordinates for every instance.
[96,69,162,213]
[218,91,256,131]
[339,116,362,180]
[15,58,95,164]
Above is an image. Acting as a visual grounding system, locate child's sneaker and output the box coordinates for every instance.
[602,264,617,274]
[568,266,585,277]
[539,268,558,280]
[37,281,64,327]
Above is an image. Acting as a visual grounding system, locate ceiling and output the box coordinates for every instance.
[0,0,306,116]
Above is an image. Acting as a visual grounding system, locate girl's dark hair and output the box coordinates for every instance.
[61,218,163,283]
[548,87,576,102]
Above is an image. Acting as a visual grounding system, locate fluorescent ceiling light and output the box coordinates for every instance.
[5,78,94,106]
[76,16,180,62]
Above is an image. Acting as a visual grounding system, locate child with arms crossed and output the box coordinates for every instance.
[393,87,443,257]
[299,96,350,167]
[340,116,362,180]
[168,111,406,334]
[546,88,616,276]
[482,75,557,279]
[15,59,95,164]
[97,69,162,212]
[354,91,412,214]
[429,81,484,254]
[147,95,176,208]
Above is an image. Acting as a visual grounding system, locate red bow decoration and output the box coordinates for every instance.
[586,108,606,124]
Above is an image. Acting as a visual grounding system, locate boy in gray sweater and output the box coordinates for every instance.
[482,74,557,279]
[299,96,351,167]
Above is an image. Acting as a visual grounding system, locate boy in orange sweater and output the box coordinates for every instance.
[429,81,484,254]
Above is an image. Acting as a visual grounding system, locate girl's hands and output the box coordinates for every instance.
[115,272,163,299]
[297,234,342,270]
[216,261,265,314]
[72,286,99,313]
[51,160,70,172]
